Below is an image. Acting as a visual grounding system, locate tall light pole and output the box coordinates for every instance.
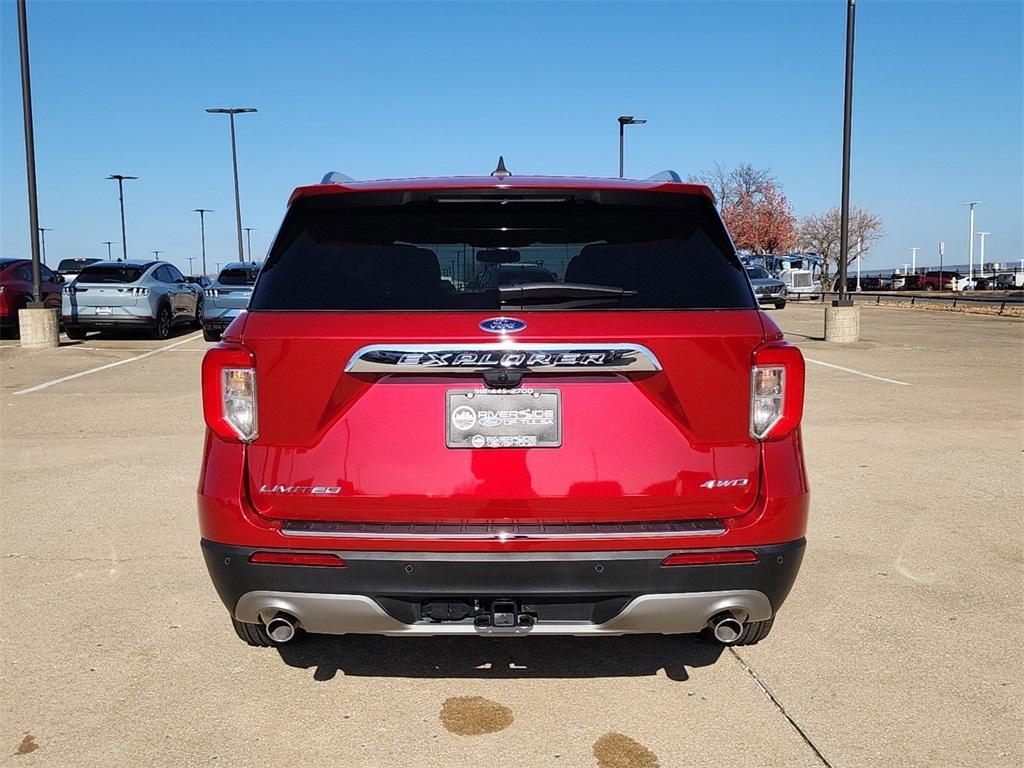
[107,174,137,261]
[617,115,646,178]
[152,250,163,260]
[836,0,857,308]
[977,231,990,275]
[38,227,52,265]
[206,107,257,262]
[186,257,195,274]
[964,201,980,280]
[910,247,919,274]
[193,208,212,275]
[243,227,256,261]
[102,241,115,259]
[17,0,43,306]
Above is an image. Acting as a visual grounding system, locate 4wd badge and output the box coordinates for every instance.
[699,479,750,489]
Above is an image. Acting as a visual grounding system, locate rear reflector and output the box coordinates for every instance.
[660,550,758,567]
[249,551,347,568]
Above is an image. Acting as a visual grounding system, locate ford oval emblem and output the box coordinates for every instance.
[479,317,527,334]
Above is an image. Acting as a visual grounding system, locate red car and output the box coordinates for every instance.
[199,172,809,648]
[0,258,63,337]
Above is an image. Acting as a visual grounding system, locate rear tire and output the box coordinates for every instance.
[733,617,775,646]
[150,304,171,340]
[231,618,275,647]
[65,325,87,340]
[193,297,204,328]
[703,616,775,646]
[231,617,304,647]
[203,325,221,342]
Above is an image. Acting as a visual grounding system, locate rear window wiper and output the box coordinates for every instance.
[498,282,637,302]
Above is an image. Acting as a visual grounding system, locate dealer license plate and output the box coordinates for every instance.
[446,388,561,449]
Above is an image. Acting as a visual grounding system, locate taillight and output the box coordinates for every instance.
[202,344,258,442]
[249,551,346,567]
[750,343,805,441]
[661,550,758,567]
[205,288,219,298]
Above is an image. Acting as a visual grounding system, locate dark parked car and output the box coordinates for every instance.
[0,258,64,338]
[745,266,787,309]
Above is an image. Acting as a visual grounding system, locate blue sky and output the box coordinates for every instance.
[2,1,1021,273]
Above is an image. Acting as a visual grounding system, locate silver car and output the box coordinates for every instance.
[745,266,788,309]
[202,262,261,341]
[62,260,202,339]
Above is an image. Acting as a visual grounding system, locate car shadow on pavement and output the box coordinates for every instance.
[276,633,724,682]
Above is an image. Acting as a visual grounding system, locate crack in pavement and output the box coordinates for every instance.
[728,647,835,768]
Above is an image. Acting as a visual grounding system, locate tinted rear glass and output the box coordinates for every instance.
[218,267,260,286]
[251,190,754,311]
[57,258,99,273]
[78,265,147,284]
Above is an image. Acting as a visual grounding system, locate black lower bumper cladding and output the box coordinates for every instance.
[202,539,805,625]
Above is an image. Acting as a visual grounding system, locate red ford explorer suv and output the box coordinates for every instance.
[199,169,808,648]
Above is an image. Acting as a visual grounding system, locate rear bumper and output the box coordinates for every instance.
[62,315,154,329]
[201,538,804,635]
[202,306,242,327]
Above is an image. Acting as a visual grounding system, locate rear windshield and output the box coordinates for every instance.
[78,265,146,284]
[57,258,99,273]
[217,267,260,286]
[251,190,754,311]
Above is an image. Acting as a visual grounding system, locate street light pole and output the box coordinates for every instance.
[186,256,195,274]
[243,227,256,261]
[152,250,163,260]
[206,107,257,262]
[102,241,115,259]
[16,0,43,305]
[836,0,857,307]
[38,227,52,265]
[107,174,137,261]
[193,208,212,276]
[964,201,980,280]
[617,115,647,178]
[977,232,990,275]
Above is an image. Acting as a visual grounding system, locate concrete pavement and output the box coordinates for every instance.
[1,306,1021,767]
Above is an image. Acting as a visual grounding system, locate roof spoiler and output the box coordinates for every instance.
[646,170,682,182]
[321,171,355,184]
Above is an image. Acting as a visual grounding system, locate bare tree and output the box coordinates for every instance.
[730,163,775,199]
[798,206,885,287]
[689,162,775,211]
[688,162,731,210]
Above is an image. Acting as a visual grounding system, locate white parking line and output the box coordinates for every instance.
[12,333,203,396]
[77,346,205,353]
[804,357,911,386]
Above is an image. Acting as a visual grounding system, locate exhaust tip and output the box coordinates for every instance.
[708,612,744,644]
[265,613,298,644]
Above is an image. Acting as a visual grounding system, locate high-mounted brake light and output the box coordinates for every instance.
[202,345,258,442]
[750,343,805,441]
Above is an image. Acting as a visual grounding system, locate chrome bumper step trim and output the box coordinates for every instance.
[234,590,772,636]
[279,518,726,540]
